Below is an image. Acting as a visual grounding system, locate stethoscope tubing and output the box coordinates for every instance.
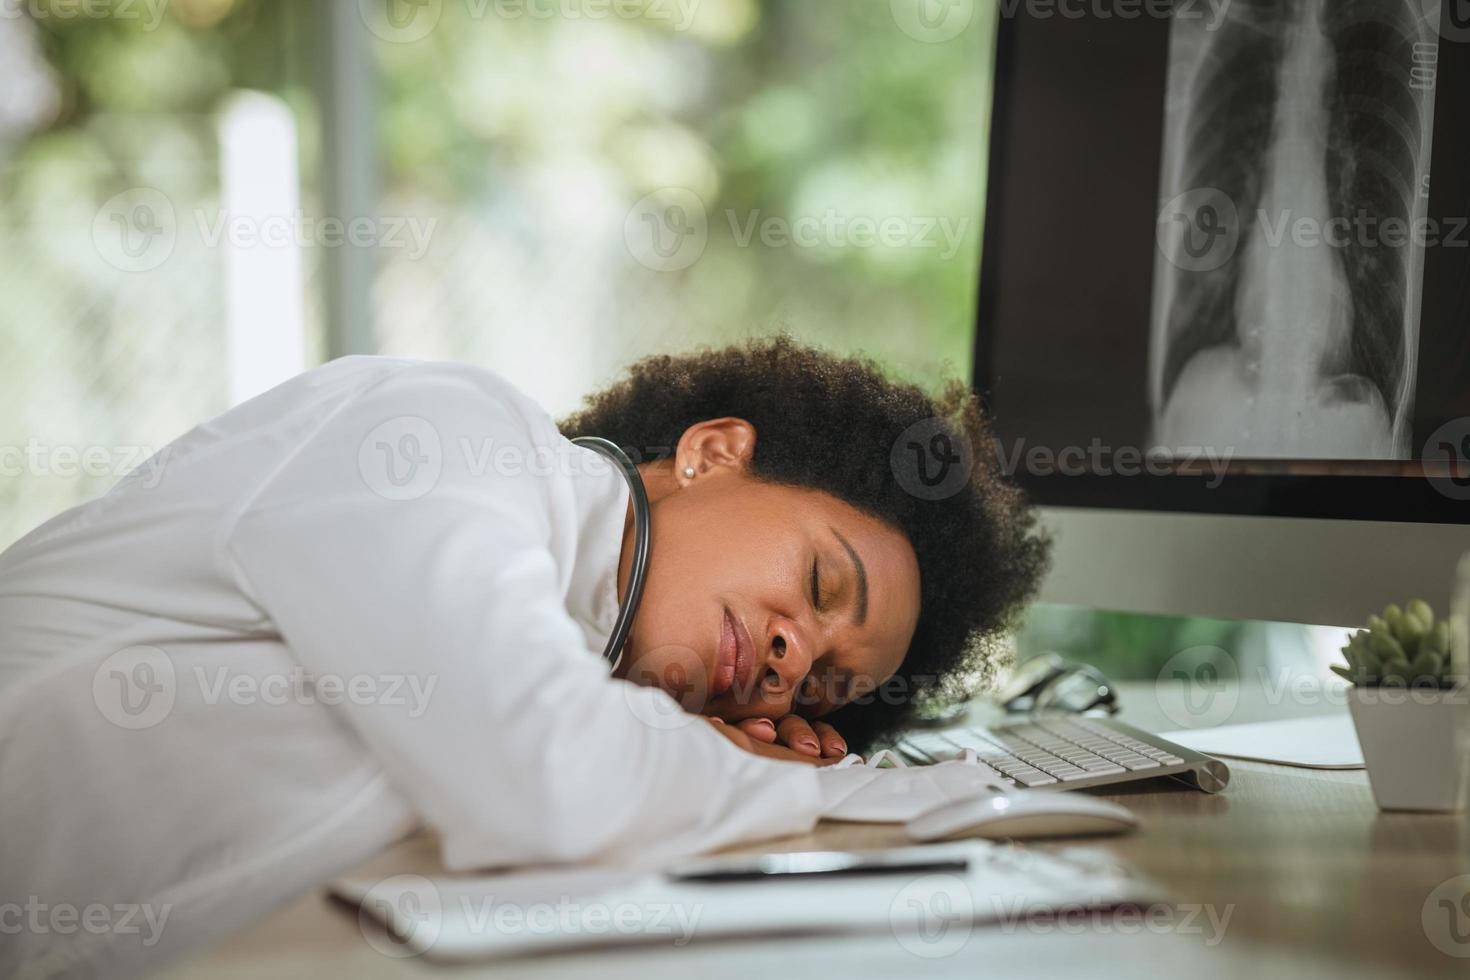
[570,437,651,672]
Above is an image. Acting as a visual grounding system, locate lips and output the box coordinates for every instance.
[713,606,756,700]
[713,611,737,698]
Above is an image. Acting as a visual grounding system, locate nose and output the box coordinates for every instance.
[761,621,814,699]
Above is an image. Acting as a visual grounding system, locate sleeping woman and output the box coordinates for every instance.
[0,337,1048,978]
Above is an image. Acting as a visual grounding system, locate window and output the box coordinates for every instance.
[2,1,994,548]
[0,1,316,546]
[360,0,994,413]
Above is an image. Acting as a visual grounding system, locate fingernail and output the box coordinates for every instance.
[709,717,726,725]
[752,719,775,736]
[831,742,848,755]
[797,737,820,754]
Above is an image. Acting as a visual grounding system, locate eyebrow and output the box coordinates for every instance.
[829,527,868,627]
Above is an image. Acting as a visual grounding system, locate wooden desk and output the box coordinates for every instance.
[162,688,1470,979]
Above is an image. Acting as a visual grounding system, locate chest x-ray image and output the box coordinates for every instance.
[1151,0,1445,460]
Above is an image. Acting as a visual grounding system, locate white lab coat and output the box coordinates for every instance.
[0,357,821,979]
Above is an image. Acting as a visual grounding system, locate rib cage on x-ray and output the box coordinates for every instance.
[1150,0,1440,460]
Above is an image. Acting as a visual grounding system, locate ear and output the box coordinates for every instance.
[674,418,756,486]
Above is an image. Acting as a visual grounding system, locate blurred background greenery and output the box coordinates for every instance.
[0,0,984,531]
[0,0,1336,683]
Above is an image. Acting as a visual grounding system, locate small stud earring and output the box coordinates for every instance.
[682,466,696,479]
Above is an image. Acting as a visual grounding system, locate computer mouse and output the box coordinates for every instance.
[905,791,1139,842]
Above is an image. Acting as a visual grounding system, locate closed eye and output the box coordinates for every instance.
[809,558,821,610]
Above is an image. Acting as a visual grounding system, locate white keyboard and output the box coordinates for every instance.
[897,716,1230,793]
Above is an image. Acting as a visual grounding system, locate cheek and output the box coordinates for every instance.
[646,493,717,572]
[621,503,729,653]
[649,492,795,592]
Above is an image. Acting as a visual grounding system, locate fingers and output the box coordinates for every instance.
[768,716,850,758]
[776,716,822,757]
[750,740,845,767]
[773,716,849,758]
[710,715,848,763]
[736,717,778,743]
[811,721,848,759]
[705,717,842,767]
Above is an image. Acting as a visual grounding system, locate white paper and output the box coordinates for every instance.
[1162,715,1363,770]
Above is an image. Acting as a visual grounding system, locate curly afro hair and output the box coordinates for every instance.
[559,337,1051,752]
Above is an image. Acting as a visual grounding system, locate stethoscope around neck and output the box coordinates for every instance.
[571,437,651,673]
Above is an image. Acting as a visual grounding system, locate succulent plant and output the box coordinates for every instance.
[1334,599,1462,689]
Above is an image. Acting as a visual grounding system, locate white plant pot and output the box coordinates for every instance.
[1348,685,1470,813]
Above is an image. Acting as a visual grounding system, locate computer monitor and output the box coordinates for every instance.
[974,2,1470,628]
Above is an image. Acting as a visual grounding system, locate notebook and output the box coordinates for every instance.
[334,840,1161,961]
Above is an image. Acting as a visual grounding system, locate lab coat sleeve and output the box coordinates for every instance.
[219,365,823,870]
